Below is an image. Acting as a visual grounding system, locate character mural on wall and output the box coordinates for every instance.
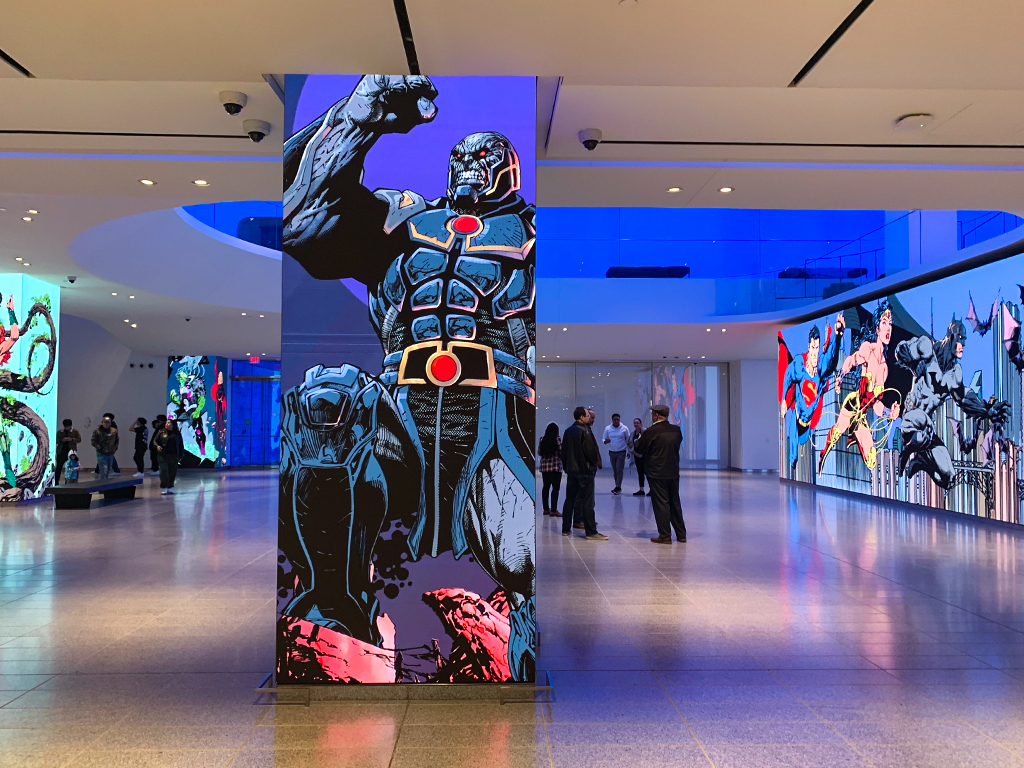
[778,313,845,471]
[896,316,1010,487]
[0,279,59,502]
[819,302,900,473]
[779,256,1024,524]
[167,356,227,468]
[278,75,536,684]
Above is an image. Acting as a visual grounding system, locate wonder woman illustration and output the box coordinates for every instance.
[819,301,901,473]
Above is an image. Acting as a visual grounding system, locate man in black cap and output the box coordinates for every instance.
[634,404,686,544]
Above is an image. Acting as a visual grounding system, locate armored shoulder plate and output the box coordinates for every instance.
[374,189,429,235]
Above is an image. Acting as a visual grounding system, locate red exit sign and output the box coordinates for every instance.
[249,356,260,363]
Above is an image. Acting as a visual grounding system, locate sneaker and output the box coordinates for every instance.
[161,489,168,495]
[149,471,160,476]
[650,536,672,544]
[633,489,646,496]
[133,472,144,478]
[562,532,571,537]
[611,488,621,495]
[573,522,585,530]
[586,532,609,541]
[166,489,175,495]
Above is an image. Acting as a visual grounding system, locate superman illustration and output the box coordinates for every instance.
[779,313,845,470]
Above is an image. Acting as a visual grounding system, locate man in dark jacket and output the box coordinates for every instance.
[635,404,687,544]
[91,416,119,480]
[559,407,608,540]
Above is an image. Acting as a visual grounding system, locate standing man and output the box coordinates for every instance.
[603,413,631,495]
[91,416,119,480]
[103,413,121,475]
[55,419,81,484]
[635,404,686,544]
[560,407,608,540]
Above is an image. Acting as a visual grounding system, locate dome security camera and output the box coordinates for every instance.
[578,128,603,151]
[67,276,77,284]
[219,91,248,116]
[243,119,271,143]
[185,316,192,322]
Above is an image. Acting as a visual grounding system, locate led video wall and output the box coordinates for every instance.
[166,356,228,468]
[0,275,59,502]
[779,253,1024,524]
[278,75,536,684]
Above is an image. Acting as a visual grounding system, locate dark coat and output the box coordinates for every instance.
[634,420,682,479]
[561,421,600,476]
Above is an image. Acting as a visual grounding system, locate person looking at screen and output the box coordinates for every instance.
[129,417,149,478]
[149,415,166,475]
[91,416,118,480]
[538,422,563,517]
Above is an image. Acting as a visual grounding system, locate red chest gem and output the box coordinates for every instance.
[450,215,482,235]
[429,352,460,385]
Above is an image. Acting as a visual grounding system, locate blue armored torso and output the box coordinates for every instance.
[367,189,535,370]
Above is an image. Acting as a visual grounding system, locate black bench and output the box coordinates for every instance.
[43,477,143,509]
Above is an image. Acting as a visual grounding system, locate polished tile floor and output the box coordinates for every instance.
[2,469,1024,766]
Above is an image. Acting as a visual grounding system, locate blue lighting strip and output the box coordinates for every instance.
[539,160,1024,172]
[0,152,280,162]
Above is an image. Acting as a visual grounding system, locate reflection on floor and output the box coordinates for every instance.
[1,469,1024,766]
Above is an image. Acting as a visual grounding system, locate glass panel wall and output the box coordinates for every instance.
[539,362,730,469]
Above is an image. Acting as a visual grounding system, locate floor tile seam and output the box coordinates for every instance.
[784,683,886,768]
[0,674,55,708]
[385,700,411,768]
[653,664,717,767]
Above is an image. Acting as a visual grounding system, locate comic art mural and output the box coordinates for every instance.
[278,76,536,684]
[166,356,228,468]
[779,254,1024,524]
[0,275,58,502]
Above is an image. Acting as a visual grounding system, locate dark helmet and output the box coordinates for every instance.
[447,132,520,207]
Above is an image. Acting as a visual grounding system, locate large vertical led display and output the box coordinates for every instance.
[0,275,59,502]
[779,252,1024,524]
[167,356,228,468]
[278,75,536,684]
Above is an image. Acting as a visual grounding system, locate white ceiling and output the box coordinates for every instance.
[0,0,1022,359]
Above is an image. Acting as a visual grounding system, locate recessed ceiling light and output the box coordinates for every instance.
[139,179,156,186]
[26,210,38,214]
[562,327,568,331]
[124,319,129,323]
[706,328,711,332]
[619,0,638,6]
[193,179,210,187]
[111,292,117,296]
[719,186,733,194]
[241,312,247,316]
[21,217,31,222]
[259,314,264,318]
[131,323,137,328]
[701,356,706,359]
[666,187,681,193]
[0,208,6,212]
[556,355,561,359]
[721,328,726,332]
[22,262,29,266]
[14,258,21,262]
[129,295,135,299]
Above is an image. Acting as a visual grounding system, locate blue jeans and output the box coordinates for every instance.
[96,453,114,479]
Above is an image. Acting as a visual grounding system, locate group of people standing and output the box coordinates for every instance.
[539,404,688,544]
[54,413,183,495]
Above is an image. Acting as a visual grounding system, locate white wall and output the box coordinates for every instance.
[729,359,778,471]
[57,314,166,470]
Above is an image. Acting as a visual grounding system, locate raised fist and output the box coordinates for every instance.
[342,75,438,134]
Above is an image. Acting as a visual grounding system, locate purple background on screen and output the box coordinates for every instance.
[290,75,536,202]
